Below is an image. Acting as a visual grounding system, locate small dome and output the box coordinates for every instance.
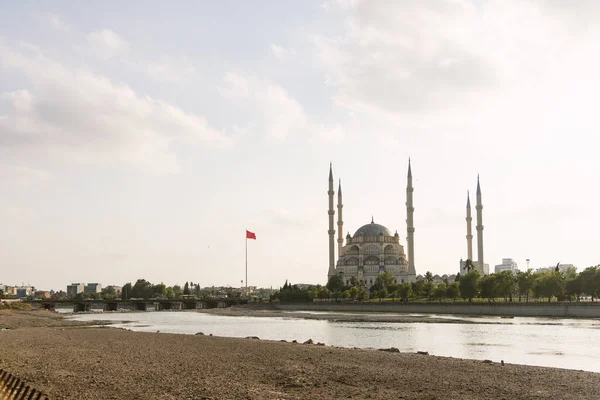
[353,221,393,237]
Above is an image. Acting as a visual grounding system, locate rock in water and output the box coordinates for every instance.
[303,339,314,345]
[417,351,429,355]
[195,332,204,335]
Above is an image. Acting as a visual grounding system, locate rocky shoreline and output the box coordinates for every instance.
[1,310,599,399]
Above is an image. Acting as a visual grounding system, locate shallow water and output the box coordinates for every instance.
[66,310,600,373]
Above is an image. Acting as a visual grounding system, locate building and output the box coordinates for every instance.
[84,283,102,293]
[460,177,488,276]
[67,283,84,295]
[536,264,575,273]
[495,258,519,274]
[327,161,417,287]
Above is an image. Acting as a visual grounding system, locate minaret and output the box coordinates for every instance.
[337,179,344,260]
[466,191,473,261]
[406,159,416,275]
[476,175,484,272]
[327,164,336,277]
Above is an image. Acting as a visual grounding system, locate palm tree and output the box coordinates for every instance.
[464,259,475,273]
[425,271,434,283]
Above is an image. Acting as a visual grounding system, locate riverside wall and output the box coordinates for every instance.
[275,301,600,318]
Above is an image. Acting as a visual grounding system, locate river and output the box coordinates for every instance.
[66,310,600,373]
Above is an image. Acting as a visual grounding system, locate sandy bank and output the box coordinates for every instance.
[0,311,599,399]
[198,307,500,324]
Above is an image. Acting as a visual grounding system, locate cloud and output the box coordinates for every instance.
[47,12,70,32]
[87,29,129,57]
[145,60,196,83]
[0,165,51,187]
[270,44,297,62]
[316,0,588,116]
[0,41,232,174]
[220,72,306,139]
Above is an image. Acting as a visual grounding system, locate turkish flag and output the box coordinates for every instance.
[246,230,256,240]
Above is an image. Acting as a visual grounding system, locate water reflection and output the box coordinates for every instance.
[67,311,600,373]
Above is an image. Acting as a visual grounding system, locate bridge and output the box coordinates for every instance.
[28,298,247,313]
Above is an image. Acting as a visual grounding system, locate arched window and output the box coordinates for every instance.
[364,256,379,265]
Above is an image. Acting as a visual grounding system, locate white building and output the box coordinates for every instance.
[536,264,575,273]
[67,283,85,295]
[495,258,519,274]
[327,162,417,288]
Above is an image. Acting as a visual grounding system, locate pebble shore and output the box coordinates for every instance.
[1,310,599,399]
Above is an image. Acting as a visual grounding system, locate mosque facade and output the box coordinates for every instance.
[327,161,417,287]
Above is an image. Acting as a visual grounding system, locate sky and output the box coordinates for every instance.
[1,1,599,291]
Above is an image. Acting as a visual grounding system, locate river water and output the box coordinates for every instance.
[66,310,600,373]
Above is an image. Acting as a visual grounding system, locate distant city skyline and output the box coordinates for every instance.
[1,1,599,290]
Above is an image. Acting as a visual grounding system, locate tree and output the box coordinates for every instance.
[357,287,368,302]
[424,271,434,283]
[464,259,475,273]
[581,266,599,301]
[172,285,183,298]
[398,283,413,302]
[326,275,345,293]
[195,284,201,297]
[0,290,4,299]
[424,281,434,300]
[454,273,461,283]
[349,276,360,288]
[446,282,460,302]
[497,270,516,302]
[152,283,166,298]
[516,270,534,302]
[412,280,426,298]
[121,282,132,300]
[433,283,447,303]
[566,274,583,301]
[349,286,359,300]
[459,271,480,303]
[480,274,498,303]
[183,282,191,295]
[130,279,153,299]
[371,271,396,294]
[317,286,330,299]
[534,270,565,302]
[377,288,388,302]
[164,287,175,299]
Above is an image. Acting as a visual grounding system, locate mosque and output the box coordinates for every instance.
[326,161,417,287]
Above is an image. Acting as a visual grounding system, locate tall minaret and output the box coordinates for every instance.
[337,179,344,260]
[406,159,416,275]
[466,191,473,261]
[327,164,336,277]
[476,175,484,272]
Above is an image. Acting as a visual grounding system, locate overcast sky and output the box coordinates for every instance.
[1,1,599,291]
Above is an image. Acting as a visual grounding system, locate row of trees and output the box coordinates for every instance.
[46,280,242,301]
[274,264,600,303]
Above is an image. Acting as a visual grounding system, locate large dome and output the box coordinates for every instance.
[353,221,393,237]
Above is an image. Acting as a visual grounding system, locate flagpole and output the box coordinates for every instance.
[245,234,248,298]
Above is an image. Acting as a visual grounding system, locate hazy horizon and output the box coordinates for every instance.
[1,1,599,291]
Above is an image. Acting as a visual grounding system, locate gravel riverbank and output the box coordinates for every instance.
[1,310,599,399]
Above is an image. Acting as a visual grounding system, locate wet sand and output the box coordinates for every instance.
[197,307,501,324]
